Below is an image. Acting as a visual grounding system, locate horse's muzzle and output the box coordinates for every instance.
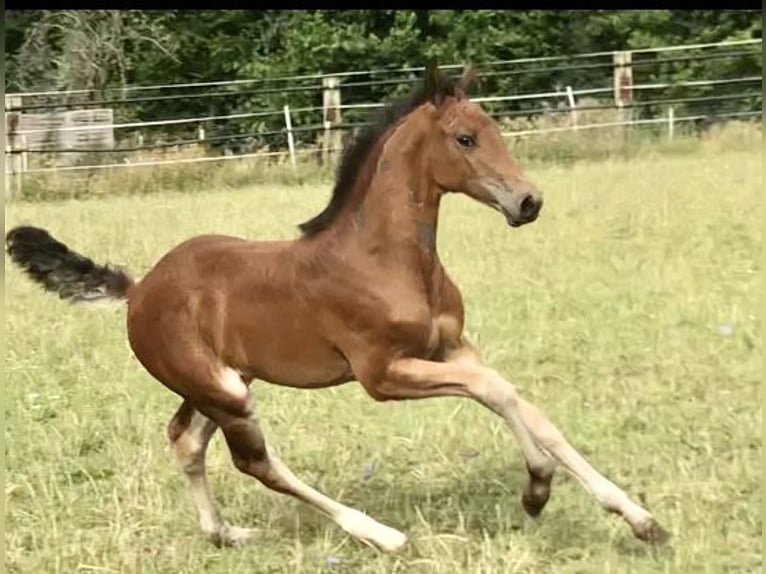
[471,178,543,227]
[505,193,543,227]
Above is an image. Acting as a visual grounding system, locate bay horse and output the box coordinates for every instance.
[6,65,668,552]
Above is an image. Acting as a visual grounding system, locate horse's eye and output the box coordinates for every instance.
[456,134,476,148]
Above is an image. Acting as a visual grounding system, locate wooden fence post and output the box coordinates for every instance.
[613,51,633,140]
[565,85,578,130]
[5,95,24,201]
[283,104,297,170]
[322,76,342,166]
[667,106,675,141]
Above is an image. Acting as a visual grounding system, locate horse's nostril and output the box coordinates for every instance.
[519,194,540,220]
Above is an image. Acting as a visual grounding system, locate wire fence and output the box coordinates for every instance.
[5,37,763,186]
[8,47,760,113]
[10,37,761,100]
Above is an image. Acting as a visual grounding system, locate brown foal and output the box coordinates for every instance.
[6,65,668,551]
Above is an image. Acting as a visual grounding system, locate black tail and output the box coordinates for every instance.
[5,226,134,303]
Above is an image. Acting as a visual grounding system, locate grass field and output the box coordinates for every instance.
[5,147,761,573]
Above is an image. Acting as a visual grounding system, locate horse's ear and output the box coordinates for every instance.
[424,60,446,105]
[456,65,479,97]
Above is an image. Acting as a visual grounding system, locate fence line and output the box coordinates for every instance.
[11,48,761,114]
[6,37,762,195]
[9,38,762,100]
[13,109,760,176]
[15,146,345,174]
[11,47,762,114]
[19,91,761,155]
[626,76,761,92]
[501,110,761,138]
[16,108,292,135]
[14,76,762,138]
[500,91,760,117]
[628,38,760,55]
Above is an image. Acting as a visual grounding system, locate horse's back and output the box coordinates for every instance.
[127,231,303,337]
[135,234,295,288]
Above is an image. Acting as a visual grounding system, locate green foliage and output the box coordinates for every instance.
[9,11,178,96]
[5,10,761,150]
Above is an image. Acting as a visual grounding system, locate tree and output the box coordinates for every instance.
[13,10,177,101]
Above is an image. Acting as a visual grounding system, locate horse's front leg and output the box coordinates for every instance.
[360,354,669,544]
[444,337,557,517]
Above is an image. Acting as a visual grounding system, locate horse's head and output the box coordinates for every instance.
[422,64,542,228]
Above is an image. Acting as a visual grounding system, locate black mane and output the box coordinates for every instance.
[297,71,458,236]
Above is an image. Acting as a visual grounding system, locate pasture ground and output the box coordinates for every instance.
[5,147,761,573]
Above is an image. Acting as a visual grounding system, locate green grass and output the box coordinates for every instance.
[5,148,761,573]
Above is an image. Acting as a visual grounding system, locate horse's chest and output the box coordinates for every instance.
[383,306,463,361]
[337,262,464,360]
[380,272,464,358]
[424,313,463,360]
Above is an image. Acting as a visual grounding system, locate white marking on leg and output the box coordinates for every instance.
[467,367,655,529]
[265,446,408,552]
[477,369,558,476]
[335,508,409,552]
[220,367,249,404]
[447,341,558,479]
[382,357,663,540]
[173,407,257,546]
[514,396,657,532]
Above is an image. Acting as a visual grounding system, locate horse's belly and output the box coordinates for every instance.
[227,321,354,388]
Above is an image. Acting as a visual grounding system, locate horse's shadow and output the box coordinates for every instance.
[221,456,668,560]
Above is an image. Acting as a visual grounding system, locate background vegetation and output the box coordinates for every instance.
[6,10,762,148]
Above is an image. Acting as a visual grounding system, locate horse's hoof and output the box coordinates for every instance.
[375,528,408,553]
[521,474,552,517]
[521,491,548,517]
[337,509,408,553]
[209,524,259,547]
[633,518,670,545]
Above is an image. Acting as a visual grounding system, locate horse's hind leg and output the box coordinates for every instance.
[200,368,407,553]
[167,400,258,546]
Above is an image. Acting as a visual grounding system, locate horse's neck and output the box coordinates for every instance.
[328,132,445,292]
[338,129,440,261]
